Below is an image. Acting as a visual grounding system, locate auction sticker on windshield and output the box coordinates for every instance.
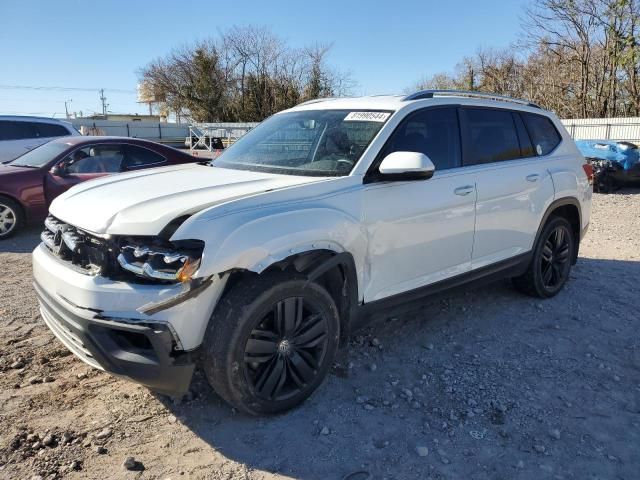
[344,111,390,122]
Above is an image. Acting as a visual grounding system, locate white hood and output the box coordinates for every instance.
[49,163,326,235]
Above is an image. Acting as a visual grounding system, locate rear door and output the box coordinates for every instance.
[362,106,477,301]
[460,107,556,269]
[44,144,125,203]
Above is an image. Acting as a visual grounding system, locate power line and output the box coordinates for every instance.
[0,84,136,94]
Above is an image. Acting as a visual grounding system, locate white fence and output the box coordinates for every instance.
[561,117,640,144]
[69,120,259,146]
[71,120,189,142]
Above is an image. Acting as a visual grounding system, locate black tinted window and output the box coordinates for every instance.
[0,121,38,140]
[463,108,521,165]
[522,113,561,155]
[382,107,461,170]
[0,121,12,140]
[37,123,70,138]
[514,113,535,157]
[123,145,166,168]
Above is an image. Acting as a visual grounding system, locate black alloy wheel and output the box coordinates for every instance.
[539,225,572,290]
[203,272,340,415]
[512,215,575,298]
[243,296,329,401]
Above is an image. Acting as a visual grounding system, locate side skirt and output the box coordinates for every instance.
[351,252,532,331]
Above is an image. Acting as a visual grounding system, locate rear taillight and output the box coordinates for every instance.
[582,163,594,185]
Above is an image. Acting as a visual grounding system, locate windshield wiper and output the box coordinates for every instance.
[9,164,39,168]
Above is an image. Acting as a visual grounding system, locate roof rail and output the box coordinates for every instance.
[403,89,540,108]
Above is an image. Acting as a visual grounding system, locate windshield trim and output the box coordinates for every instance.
[209,162,343,177]
[210,109,393,177]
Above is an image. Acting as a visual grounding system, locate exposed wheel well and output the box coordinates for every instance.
[222,250,357,345]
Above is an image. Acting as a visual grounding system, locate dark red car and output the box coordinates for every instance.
[0,136,198,238]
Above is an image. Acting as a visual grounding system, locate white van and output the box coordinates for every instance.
[0,116,79,162]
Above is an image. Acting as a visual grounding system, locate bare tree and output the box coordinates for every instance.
[139,26,354,122]
[409,0,640,118]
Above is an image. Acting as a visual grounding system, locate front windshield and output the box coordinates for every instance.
[10,141,69,168]
[213,109,391,176]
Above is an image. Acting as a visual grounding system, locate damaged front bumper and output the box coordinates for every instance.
[34,280,195,395]
[32,243,227,395]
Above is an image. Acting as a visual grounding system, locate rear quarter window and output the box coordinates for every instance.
[124,145,166,168]
[37,123,71,138]
[522,113,561,156]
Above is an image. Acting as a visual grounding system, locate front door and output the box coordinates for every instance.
[362,107,477,302]
[44,144,125,204]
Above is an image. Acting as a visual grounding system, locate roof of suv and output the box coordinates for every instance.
[48,135,180,148]
[288,90,547,115]
[0,115,73,124]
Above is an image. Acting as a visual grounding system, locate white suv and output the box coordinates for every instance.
[32,91,592,414]
[0,116,79,162]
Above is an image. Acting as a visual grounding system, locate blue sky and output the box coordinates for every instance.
[0,0,529,118]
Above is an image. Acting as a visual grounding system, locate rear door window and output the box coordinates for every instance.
[521,113,562,155]
[0,121,38,141]
[462,108,521,165]
[513,113,535,157]
[0,121,13,140]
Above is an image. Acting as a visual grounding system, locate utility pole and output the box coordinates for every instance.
[64,99,72,119]
[99,89,108,116]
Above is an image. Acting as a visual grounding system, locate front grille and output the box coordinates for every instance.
[41,215,117,276]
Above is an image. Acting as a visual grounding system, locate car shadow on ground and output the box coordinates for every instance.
[157,256,639,479]
[0,226,41,254]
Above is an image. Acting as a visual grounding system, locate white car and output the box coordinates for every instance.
[32,90,593,415]
[0,116,79,162]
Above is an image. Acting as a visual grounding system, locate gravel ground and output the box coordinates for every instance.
[0,191,639,480]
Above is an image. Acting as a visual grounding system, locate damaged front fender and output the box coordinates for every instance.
[171,203,368,302]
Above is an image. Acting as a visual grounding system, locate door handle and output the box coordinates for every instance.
[526,174,540,182]
[454,185,475,196]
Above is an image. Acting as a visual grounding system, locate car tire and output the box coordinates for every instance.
[202,271,340,415]
[512,216,575,298]
[0,197,23,240]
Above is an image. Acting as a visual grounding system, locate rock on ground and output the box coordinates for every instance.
[0,191,639,479]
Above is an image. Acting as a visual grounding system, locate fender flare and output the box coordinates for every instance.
[532,196,582,262]
[303,251,360,342]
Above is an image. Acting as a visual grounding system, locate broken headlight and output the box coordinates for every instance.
[117,239,204,283]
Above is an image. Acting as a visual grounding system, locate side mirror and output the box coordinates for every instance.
[378,151,435,180]
[50,162,67,177]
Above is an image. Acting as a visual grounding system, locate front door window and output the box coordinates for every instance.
[64,145,124,174]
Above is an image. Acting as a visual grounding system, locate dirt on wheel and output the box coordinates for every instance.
[1,191,639,480]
